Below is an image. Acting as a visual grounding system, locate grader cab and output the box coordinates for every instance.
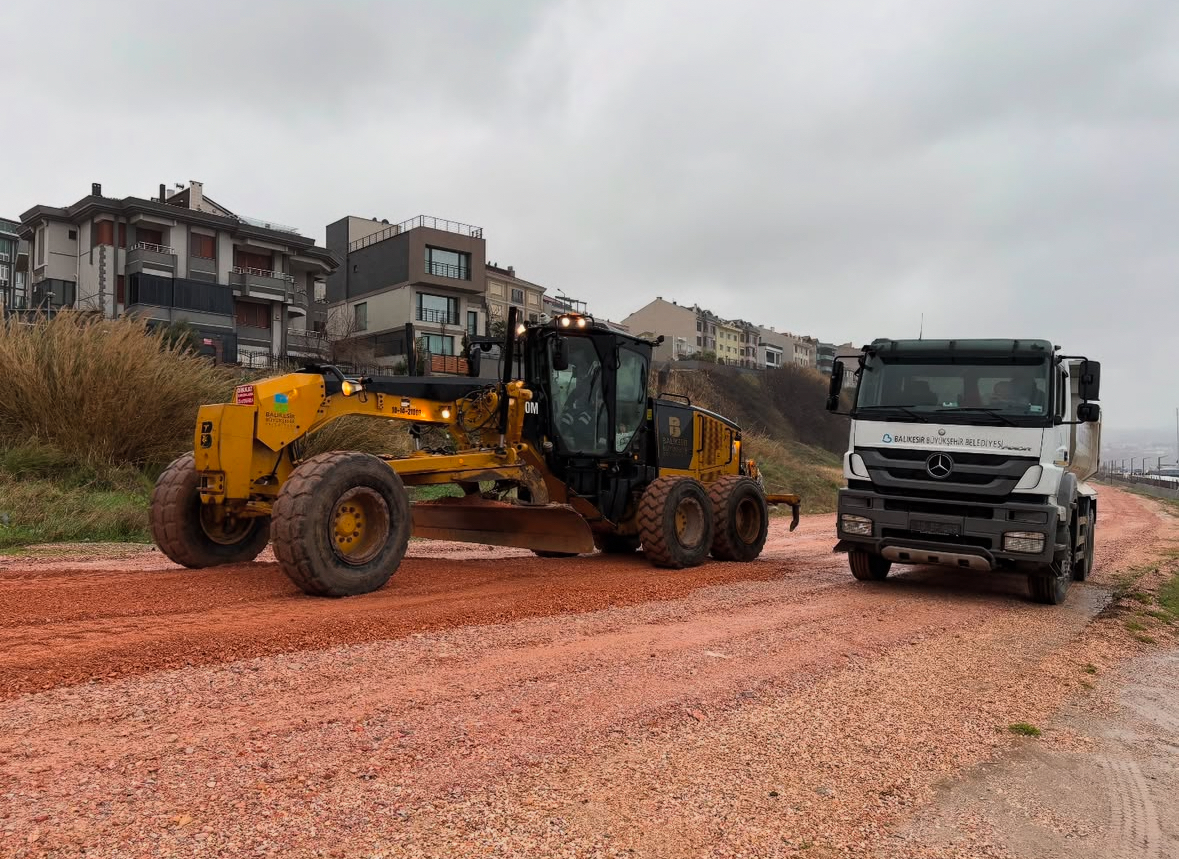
[150,309,801,597]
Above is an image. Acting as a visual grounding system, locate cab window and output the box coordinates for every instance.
[550,337,607,455]
[615,348,648,451]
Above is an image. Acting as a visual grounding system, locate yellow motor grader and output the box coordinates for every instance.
[150,308,801,597]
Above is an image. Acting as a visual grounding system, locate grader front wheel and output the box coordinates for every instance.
[272,451,411,597]
[150,453,270,568]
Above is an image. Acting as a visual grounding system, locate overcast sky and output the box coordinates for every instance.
[6,0,1177,432]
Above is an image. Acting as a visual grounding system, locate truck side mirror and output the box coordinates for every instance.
[825,362,844,412]
[1078,360,1101,401]
[1077,402,1100,423]
[552,337,569,371]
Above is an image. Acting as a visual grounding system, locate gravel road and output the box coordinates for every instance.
[1,485,1173,858]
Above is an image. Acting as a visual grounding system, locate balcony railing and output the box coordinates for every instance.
[232,265,295,283]
[415,307,459,325]
[0,219,19,237]
[131,241,174,255]
[426,260,470,280]
[348,215,484,252]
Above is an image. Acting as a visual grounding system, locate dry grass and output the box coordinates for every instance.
[0,313,234,467]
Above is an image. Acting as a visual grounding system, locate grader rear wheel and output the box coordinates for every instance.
[149,452,270,568]
[708,475,769,562]
[638,476,714,569]
[272,451,411,597]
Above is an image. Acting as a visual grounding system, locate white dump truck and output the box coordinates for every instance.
[826,338,1102,604]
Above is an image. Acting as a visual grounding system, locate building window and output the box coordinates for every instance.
[234,249,272,271]
[354,302,367,332]
[528,313,538,322]
[415,293,458,325]
[421,334,455,355]
[93,220,114,247]
[36,228,45,265]
[137,226,164,247]
[68,230,77,241]
[425,246,470,280]
[118,223,126,248]
[191,233,215,259]
[235,301,271,330]
[511,287,525,304]
[467,310,479,335]
[116,275,125,304]
[696,336,702,346]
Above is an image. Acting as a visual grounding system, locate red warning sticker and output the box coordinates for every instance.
[234,385,256,405]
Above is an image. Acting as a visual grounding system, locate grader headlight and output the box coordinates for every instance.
[341,380,364,397]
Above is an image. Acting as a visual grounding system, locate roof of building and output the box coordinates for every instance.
[19,190,339,268]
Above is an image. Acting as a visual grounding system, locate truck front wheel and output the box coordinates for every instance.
[1029,531,1073,605]
[849,549,891,581]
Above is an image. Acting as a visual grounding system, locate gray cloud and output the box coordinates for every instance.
[6,0,1177,431]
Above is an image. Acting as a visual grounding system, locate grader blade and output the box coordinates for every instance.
[410,498,597,554]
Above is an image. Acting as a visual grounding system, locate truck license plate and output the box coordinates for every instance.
[911,519,960,537]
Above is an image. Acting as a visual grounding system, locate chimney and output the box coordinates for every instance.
[159,183,166,202]
[188,180,204,211]
[507,266,515,277]
[92,182,102,197]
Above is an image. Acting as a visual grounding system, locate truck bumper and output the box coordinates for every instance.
[834,487,1061,571]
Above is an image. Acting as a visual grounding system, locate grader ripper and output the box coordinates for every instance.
[150,308,801,597]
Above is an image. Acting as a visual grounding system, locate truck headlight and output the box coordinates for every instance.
[1003,531,1046,554]
[841,514,873,536]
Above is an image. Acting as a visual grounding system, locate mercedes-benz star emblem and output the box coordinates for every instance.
[926,453,954,479]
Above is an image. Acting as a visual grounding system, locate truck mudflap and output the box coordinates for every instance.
[765,493,801,531]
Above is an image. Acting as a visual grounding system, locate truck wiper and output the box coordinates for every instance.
[935,407,1017,427]
[855,405,928,422]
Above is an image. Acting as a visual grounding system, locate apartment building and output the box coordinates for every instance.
[619,297,700,362]
[757,326,787,368]
[0,217,28,313]
[816,342,837,374]
[730,319,761,368]
[486,263,545,331]
[324,215,488,363]
[17,181,337,363]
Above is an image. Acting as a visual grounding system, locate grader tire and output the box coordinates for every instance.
[149,452,270,568]
[708,475,769,562]
[638,476,714,569]
[272,451,411,597]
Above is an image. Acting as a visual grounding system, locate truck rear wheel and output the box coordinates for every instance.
[638,476,714,569]
[708,475,769,561]
[150,453,270,568]
[272,451,411,597]
[849,549,891,581]
[1029,531,1073,605]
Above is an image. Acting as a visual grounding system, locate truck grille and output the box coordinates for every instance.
[857,447,1038,500]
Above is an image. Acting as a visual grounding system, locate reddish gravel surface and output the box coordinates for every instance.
[1,485,1175,858]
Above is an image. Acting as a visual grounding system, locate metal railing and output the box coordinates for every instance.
[415,307,459,325]
[130,241,175,255]
[347,215,483,252]
[236,214,301,235]
[425,260,470,280]
[232,265,296,284]
[0,219,19,236]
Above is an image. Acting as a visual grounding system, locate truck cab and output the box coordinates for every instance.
[826,338,1102,604]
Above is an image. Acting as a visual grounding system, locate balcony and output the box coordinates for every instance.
[0,219,19,238]
[230,266,297,302]
[347,215,483,252]
[415,306,459,325]
[127,241,176,274]
[188,254,217,281]
[425,260,471,281]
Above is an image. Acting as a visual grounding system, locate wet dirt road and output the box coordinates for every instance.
[1,485,1174,857]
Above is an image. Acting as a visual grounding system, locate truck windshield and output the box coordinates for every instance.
[854,356,1051,426]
